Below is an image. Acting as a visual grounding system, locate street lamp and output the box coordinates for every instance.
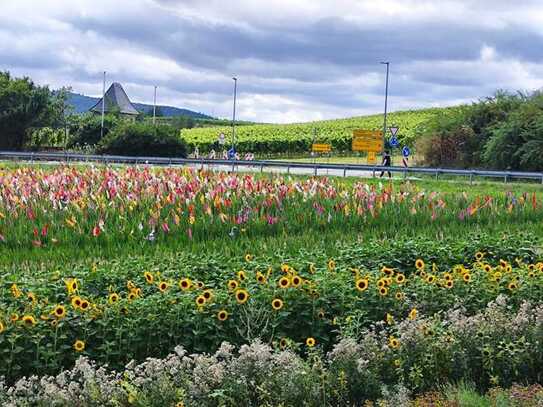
[100,71,106,139]
[231,77,238,154]
[380,62,390,154]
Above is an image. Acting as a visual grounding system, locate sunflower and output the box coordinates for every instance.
[144,272,154,284]
[355,278,369,292]
[217,310,229,321]
[327,259,336,271]
[415,259,425,270]
[179,278,192,291]
[379,287,388,296]
[73,339,85,352]
[528,271,536,278]
[291,275,302,288]
[70,296,82,309]
[202,289,213,301]
[195,295,206,306]
[158,281,169,293]
[256,272,267,284]
[281,264,290,273]
[377,278,386,288]
[395,292,405,301]
[309,263,316,274]
[426,275,436,284]
[475,252,484,261]
[128,292,137,301]
[235,289,249,304]
[108,293,119,304]
[483,264,492,273]
[445,280,454,289]
[176,402,185,407]
[381,267,394,276]
[318,310,325,319]
[306,337,316,347]
[499,259,507,268]
[196,281,204,289]
[272,298,284,310]
[408,308,418,320]
[395,274,406,284]
[27,292,37,305]
[278,276,290,289]
[10,313,19,322]
[508,281,518,291]
[462,273,472,283]
[393,359,401,368]
[505,265,512,273]
[53,305,66,319]
[22,315,36,326]
[443,272,453,281]
[493,271,502,282]
[237,270,247,281]
[227,279,239,291]
[420,270,427,278]
[0,321,4,334]
[386,313,394,325]
[65,278,78,294]
[388,336,400,349]
[244,253,253,262]
[279,337,288,350]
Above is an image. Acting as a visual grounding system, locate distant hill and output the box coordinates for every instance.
[66,92,213,120]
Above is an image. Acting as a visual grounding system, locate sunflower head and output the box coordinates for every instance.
[327,260,336,271]
[278,276,290,289]
[22,315,36,326]
[195,295,206,306]
[227,279,239,291]
[388,336,400,349]
[306,337,316,347]
[395,292,405,301]
[462,273,472,283]
[179,278,192,291]
[291,275,302,287]
[309,263,316,274]
[355,279,369,292]
[408,308,418,320]
[203,289,213,300]
[108,293,120,304]
[379,287,388,296]
[235,289,249,304]
[475,252,484,261]
[256,272,267,284]
[445,280,454,289]
[279,337,288,350]
[158,281,169,293]
[271,298,284,311]
[244,254,253,262]
[237,270,246,281]
[73,339,85,352]
[53,305,66,319]
[395,274,406,284]
[144,272,154,284]
[217,310,228,321]
[415,259,425,270]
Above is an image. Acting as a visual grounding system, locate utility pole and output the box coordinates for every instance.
[100,71,106,139]
[231,77,238,153]
[153,85,157,126]
[380,62,390,154]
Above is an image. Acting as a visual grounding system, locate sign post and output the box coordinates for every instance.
[351,130,383,152]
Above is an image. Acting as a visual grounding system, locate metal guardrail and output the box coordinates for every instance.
[1,151,542,184]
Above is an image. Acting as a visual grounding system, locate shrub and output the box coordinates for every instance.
[97,122,188,157]
[67,113,119,148]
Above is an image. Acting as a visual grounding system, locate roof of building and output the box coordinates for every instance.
[90,82,139,115]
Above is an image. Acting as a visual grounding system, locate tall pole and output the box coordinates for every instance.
[153,85,157,126]
[100,71,106,139]
[380,62,389,154]
[231,77,237,152]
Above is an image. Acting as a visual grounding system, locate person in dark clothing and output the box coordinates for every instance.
[380,150,392,178]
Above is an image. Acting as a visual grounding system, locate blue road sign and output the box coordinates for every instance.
[390,136,399,147]
[228,148,236,159]
[402,146,411,157]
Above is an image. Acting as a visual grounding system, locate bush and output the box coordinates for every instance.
[67,113,119,148]
[97,122,188,157]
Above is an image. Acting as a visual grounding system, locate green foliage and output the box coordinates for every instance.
[67,113,120,148]
[97,122,188,157]
[28,127,67,150]
[417,90,543,170]
[0,71,66,150]
[182,108,444,154]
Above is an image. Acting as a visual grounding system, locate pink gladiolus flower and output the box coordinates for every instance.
[161,222,170,233]
[92,226,101,237]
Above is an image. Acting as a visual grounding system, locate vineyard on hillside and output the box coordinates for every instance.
[181,107,455,155]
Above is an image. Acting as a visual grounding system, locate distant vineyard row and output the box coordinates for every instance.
[181,107,452,154]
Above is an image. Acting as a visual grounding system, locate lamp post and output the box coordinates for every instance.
[153,86,157,126]
[231,77,237,153]
[380,62,389,154]
[100,71,106,139]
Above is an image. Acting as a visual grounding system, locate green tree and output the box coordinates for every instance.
[0,72,66,150]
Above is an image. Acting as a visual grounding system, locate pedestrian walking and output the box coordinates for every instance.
[380,150,392,178]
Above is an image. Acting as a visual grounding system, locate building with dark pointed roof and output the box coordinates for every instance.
[90,82,139,116]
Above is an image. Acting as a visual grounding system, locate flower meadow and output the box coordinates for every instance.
[1,165,543,405]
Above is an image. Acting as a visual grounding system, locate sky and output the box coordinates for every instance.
[1,0,543,123]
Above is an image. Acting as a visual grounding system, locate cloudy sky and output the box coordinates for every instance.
[1,0,543,123]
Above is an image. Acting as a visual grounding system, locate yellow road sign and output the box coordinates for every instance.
[312,143,331,153]
[367,151,377,165]
[352,130,383,152]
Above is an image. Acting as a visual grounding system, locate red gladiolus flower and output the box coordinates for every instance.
[92,226,101,237]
